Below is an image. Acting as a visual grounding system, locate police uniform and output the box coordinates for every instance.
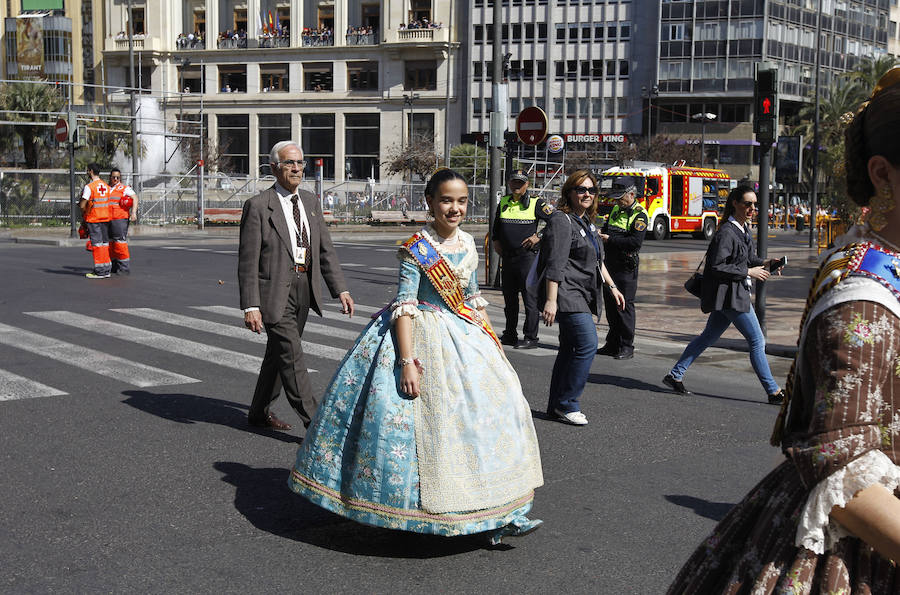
[109,181,137,274]
[492,190,555,346]
[600,186,648,358]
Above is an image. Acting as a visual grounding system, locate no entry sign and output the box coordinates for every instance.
[515,107,548,146]
[55,118,68,143]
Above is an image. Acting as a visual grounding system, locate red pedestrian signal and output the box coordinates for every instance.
[762,97,771,115]
[754,64,778,142]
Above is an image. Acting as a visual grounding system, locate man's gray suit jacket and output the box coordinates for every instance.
[238,186,348,324]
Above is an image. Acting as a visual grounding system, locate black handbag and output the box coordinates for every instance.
[683,258,705,298]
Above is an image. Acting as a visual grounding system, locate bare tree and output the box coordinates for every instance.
[384,133,442,182]
[615,136,701,166]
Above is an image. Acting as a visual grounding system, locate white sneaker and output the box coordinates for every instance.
[554,408,588,426]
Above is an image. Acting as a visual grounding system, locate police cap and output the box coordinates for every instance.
[508,169,529,183]
[607,180,636,198]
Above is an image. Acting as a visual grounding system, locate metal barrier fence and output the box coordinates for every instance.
[0,170,562,226]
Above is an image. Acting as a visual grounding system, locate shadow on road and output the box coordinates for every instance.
[121,390,297,444]
[664,494,734,521]
[213,461,499,557]
[586,373,670,394]
[40,265,91,276]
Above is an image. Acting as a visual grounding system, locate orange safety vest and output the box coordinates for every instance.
[84,179,112,222]
[109,183,133,220]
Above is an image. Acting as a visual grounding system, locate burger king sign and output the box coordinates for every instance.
[546,134,564,154]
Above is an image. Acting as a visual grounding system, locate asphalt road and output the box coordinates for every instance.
[0,234,793,593]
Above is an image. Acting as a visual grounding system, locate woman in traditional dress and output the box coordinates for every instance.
[669,67,900,592]
[288,168,544,544]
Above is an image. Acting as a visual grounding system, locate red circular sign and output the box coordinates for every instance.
[315,158,323,167]
[197,159,205,167]
[55,118,68,143]
[515,107,549,146]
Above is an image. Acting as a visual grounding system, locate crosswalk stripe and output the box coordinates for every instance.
[372,266,397,272]
[111,308,347,361]
[25,311,267,374]
[0,322,199,387]
[341,263,365,267]
[191,306,367,340]
[0,367,67,401]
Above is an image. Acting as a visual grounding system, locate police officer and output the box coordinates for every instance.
[492,169,554,349]
[598,180,648,359]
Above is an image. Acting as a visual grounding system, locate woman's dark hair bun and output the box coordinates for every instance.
[424,168,467,199]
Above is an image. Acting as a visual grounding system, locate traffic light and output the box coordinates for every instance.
[754,63,778,144]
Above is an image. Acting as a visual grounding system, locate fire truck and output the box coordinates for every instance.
[597,162,735,241]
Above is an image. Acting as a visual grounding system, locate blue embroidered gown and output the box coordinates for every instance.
[289,228,544,536]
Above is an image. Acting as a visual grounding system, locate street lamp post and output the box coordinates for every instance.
[692,112,717,168]
[642,84,658,155]
[402,93,419,190]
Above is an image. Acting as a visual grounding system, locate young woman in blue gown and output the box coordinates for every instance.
[288,169,544,543]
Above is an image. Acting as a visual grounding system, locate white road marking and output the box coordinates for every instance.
[112,308,347,361]
[191,306,369,339]
[25,311,267,374]
[372,266,397,272]
[0,323,199,387]
[0,368,66,401]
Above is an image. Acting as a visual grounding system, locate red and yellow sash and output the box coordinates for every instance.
[402,232,502,351]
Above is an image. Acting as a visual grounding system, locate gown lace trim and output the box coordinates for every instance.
[795,449,900,554]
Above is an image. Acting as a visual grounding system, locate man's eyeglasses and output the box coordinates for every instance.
[278,160,306,169]
[573,186,598,195]
[741,201,758,210]
[110,176,121,180]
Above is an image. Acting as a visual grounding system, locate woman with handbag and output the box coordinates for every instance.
[662,184,785,404]
[288,168,544,545]
[537,170,625,426]
[668,67,900,594]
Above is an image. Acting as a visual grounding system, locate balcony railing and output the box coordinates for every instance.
[176,36,205,50]
[301,31,334,46]
[259,35,290,48]
[217,36,248,49]
[114,36,145,50]
[386,27,448,44]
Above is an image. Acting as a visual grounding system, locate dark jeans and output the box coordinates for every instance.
[249,272,317,426]
[547,311,598,414]
[501,252,539,341]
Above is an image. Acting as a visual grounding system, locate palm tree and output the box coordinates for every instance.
[0,81,66,203]
[846,55,898,98]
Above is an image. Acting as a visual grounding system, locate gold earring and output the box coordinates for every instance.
[868,185,894,231]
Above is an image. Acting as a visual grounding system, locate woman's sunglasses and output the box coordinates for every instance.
[740,200,758,210]
[573,186,598,195]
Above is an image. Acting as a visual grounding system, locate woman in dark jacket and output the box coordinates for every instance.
[538,170,624,425]
[662,185,785,403]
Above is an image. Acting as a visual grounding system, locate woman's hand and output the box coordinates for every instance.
[400,362,420,398]
[611,287,626,311]
[542,299,558,327]
[748,266,771,282]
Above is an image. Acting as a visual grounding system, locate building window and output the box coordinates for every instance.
[130,7,146,35]
[578,98,589,117]
[218,114,249,175]
[594,23,604,40]
[348,61,378,90]
[617,98,628,117]
[408,112,434,147]
[257,114,291,171]
[219,65,247,92]
[667,24,684,41]
[304,63,333,91]
[510,97,521,114]
[591,98,602,118]
[345,114,380,180]
[408,0,431,24]
[619,60,630,77]
[537,60,546,78]
[178,64,204,93]
[361,3,379,28]
[404,60,436,91]
[473,98,483,116]
[474,24,483,43]
[524,23,534,40]
[620,22,631,39]
[552,98,563,117]
[193,8,206,36]
[568,23,578,42]
[318,5,334,29]
[302,114,335,179]
[566,98,576,118]
[555,24,566,44]
[233,8,247,32]
[538,23,547,41]
[260,63,288,92]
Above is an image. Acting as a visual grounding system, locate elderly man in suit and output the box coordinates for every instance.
[239,140,354,432]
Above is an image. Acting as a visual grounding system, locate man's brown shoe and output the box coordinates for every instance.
[249,414,292,431]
